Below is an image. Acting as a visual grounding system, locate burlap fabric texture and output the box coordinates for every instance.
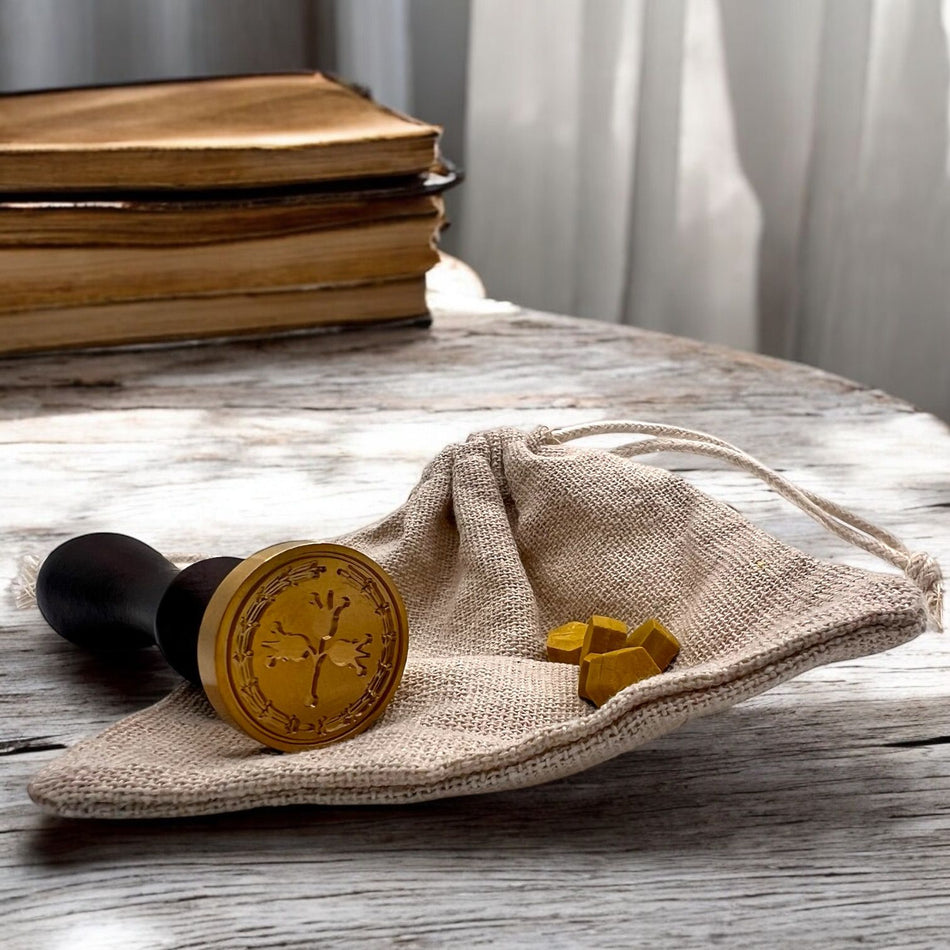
[28,421,942,819]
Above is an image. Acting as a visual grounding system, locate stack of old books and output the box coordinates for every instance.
[0,73,452,354]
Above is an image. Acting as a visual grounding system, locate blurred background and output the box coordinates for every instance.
[1,0,948,420]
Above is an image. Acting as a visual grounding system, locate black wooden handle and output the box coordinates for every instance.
[36,532,240,686]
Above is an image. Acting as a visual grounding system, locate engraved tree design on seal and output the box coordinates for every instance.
[259,589,372,707]
[228,553,403,744]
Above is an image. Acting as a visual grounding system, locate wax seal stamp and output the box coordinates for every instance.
[35,533,408,752]
[198,542,408,752]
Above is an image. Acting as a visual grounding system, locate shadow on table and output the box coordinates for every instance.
[0,321,433,423]
[27,691,942,867]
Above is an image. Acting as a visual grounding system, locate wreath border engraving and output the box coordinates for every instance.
[228,557,400,742]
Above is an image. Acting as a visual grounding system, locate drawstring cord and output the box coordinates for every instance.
[541,420,944,630]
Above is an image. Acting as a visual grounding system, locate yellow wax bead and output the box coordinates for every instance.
[580,615,628,661]
[545,621,588,664]
[578,646,662,707]
[625,617,681,671]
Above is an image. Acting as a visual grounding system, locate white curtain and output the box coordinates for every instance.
[461,0,950,420]
[0,0,323,90]
[0,0,426,112]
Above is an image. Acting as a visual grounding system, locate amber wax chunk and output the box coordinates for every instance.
[579,646,662,707]
[545,621,588,664]
[580,615,628,661]
[625,617,680,671]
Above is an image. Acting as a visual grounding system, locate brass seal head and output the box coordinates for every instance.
[197,542,408,752]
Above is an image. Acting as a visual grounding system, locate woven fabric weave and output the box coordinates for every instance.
[28,424,933,818]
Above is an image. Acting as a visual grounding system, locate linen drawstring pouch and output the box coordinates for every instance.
[25,421,943,819]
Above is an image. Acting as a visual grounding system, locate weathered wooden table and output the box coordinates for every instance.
[2,295,948,948]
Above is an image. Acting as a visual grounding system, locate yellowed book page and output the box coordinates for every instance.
[0,194,442,247]
[0,213,440,313]
[0,277,427,354]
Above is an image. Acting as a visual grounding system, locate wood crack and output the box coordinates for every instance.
[885,735,950,749]
[0,737,67,757]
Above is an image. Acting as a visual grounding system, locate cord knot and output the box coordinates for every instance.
[905,550,944,631]
[533,424,560,445]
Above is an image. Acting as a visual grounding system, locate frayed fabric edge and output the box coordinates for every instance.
[11,553,41,609]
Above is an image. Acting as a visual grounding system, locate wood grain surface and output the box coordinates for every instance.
[1,296,947,949]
